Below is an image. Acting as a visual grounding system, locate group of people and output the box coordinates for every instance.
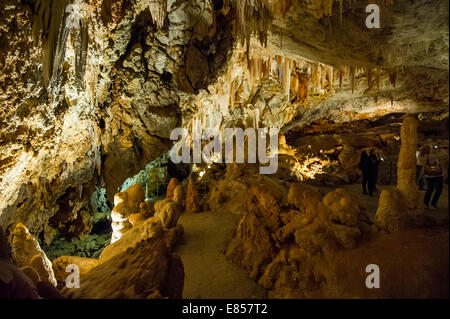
[416,144,444,209]
[358,144,444,209]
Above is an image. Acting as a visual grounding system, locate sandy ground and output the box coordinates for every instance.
[175,210,266,299]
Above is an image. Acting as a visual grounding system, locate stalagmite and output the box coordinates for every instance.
[375,117,421,233]
[396,117,420,209]
[389,72,397,88]
[11,223,57,286]
[350,66,355,93]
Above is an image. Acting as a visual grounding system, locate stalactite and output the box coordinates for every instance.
[350,66,355,94]
[282,58,292,100]
[327,66,334,92]
[311,64,319,95]
[297,74,309,105]
[31,0,69,88]
[376,69,380,90]
[367,68,372,90]
[230,80,235,108]
[149,0,167,29]
[389,72,397,88]
[75,17,89,91]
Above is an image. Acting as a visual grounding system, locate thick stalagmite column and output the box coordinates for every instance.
[375,116,421,233]
[396,116,420,211]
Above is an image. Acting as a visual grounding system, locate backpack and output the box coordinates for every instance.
[424,155,443,177]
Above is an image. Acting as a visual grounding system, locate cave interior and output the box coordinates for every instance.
[0,0,448,299]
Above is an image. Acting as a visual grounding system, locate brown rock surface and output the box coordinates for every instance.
[11,223,57,286]
[166,178,180,200]
[62,238,184,299]
[185,179,201,214]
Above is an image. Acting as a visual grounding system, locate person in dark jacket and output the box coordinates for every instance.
[368,149,381,194]
[359,150,370,195]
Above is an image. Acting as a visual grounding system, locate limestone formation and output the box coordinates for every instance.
[185,179,201,214]
[129,201,155,226]
[0,261,39,299]
[396,117,421,212]
[375,117,421,233]
[100,217,164,264]
[111,184,146,243]
[226,211,277,281]
[62,238,184,299]
[323,188,366,227]
[166,178,180,200]
[20,266,40,285]
[0,0,448,301]
[173,185,185,207]
[227,179,368,296]
[0,228,38,299]
[163,224,185,251]
[155,201,182,229]
[11,223,57,286]
[374,188,410,233]
[338,144,359,169]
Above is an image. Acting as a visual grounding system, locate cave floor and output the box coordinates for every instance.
[175,210,267,299]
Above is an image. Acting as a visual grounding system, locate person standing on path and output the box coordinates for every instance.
[423,145,444,209]
[416,144,427,190]
[367,149,381,196]
[359,150,370,195]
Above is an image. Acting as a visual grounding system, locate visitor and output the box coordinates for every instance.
[416,144,426,190]
[423,144,444,209]
[359,150,370,195]
[367,149,381,196]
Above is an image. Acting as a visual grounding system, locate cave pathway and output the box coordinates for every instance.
[175,210,266,299]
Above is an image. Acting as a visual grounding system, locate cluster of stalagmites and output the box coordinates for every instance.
[0,177,194,299]
[57,178,191,299]
[223,171,368,297]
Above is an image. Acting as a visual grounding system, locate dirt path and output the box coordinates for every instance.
[175,210,266,299]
